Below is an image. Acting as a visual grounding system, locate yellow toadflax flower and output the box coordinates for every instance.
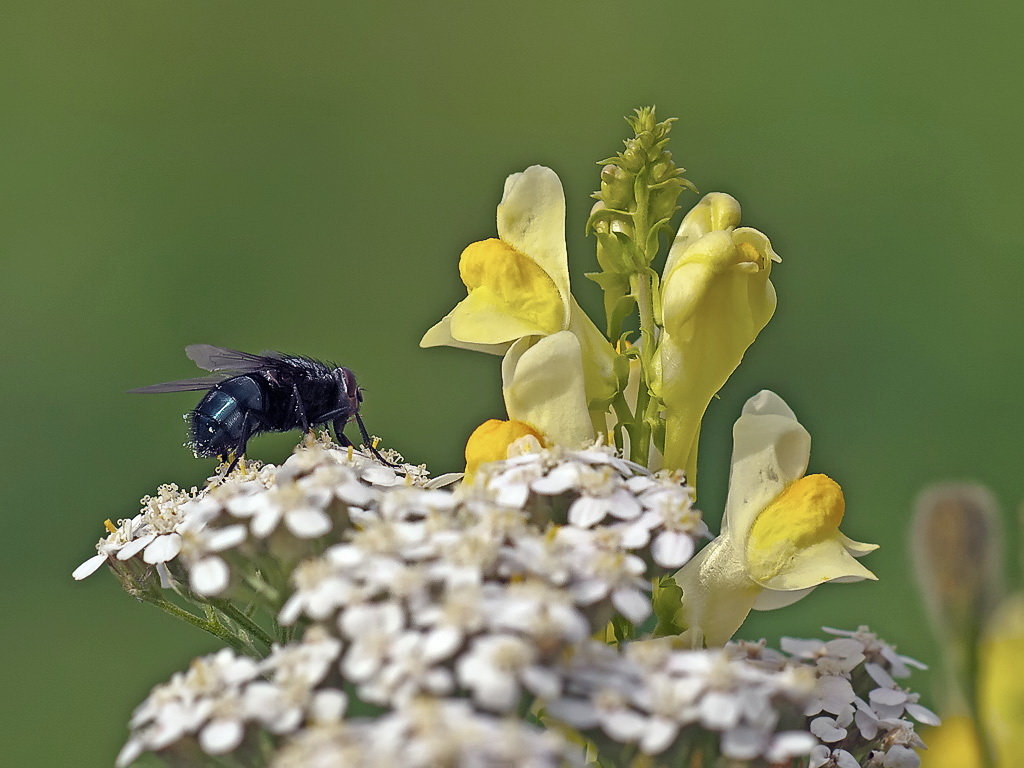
[463,419,545,482]
[672,390,877,646]
[655,192,779,479]
[421,165,616,446]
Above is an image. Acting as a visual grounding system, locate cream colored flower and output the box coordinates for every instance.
[672,390,877,646]
[420,165,616,442]
[655,193,779,479]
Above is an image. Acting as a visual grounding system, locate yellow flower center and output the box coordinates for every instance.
[736,240,765,268]
[458,239,563,335]
[746,474,845,582]
[464,418,545,482]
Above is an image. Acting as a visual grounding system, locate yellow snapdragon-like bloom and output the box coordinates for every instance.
[672,390,877,646]
[421,165,616,447]
[655,193,779,479]
[464,419,545,482]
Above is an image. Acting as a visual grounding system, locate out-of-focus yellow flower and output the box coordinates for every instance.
[919,716,985,768]
[464,419,544,482]
[420,165,616,425]
[671,390,877,646]
[655,193,779,479]
[980,593,1024,766]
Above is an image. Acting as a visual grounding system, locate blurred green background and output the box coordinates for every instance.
[3,1,1022,764]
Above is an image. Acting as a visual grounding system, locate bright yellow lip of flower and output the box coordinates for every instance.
[449,238,564,345]
[746,474,850,586]
[464,418,545,482]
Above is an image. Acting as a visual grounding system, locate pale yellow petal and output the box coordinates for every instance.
[752,536,878,591]
[751,586,816,611]
[501,333,595,448]
[419,314,512,355]
[837,532,880,557]
[496,165,571,326]
[722,390,811,543]
[672,536,761,647]
[663,192,742,277]
[449,290,556,344]
[567,298,618,411]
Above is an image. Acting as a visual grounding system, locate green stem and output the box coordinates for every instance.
[211,599,275,650]
[140,594,252,655]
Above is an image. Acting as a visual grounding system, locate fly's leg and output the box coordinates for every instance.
[332,417,353,447]
[354,412,398,466]
[221,411,265,477]
[222,411,253,477]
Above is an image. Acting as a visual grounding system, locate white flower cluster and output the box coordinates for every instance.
[472,445,709,572]
[82,439,932,767]
[548,638,819,763]
[116,627,345,767]
[73,436,437,599]
[730,627,936,768]
[275,451,703,713]
[270,698,579,768]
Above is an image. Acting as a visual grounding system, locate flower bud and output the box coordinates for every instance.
[911,483,1004,640]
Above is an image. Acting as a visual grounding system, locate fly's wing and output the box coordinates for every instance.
[186,344,286,373]
[128,374,230,394]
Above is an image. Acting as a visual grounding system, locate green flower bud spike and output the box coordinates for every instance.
[587,107,695,467]
[586,107,695,342]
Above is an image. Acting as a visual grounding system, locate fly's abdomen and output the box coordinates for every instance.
[188,376,265,457]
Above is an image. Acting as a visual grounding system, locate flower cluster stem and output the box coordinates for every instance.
[140,594,254,655]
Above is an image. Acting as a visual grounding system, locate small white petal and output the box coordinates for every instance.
[865,661,897,688]
[883,745,921,768]
[870,687,908,707]
[72,554,108,580]
[199,718,244,754]
[640,717,679,754]
[190,557,230,596]
[835,750,861,768]
[205,525,248,552]
[309,689,347,723]
[117,534,156,561]
[652,530,695,567]
[721,726,766,760]
[766,731,817,761]
[285,507,332,538]
[612,588,651,623]
[810,716,847,742]
[700,691,741,729]
[905,702,941,726]
[143,533,183,564]
[568,496,609,528]
[602,708,647,742]
[115,740,143,768]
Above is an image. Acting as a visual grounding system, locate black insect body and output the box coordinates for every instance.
[131,345,391,471]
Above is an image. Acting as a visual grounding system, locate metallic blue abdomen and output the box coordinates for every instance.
[189,376,265,457]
